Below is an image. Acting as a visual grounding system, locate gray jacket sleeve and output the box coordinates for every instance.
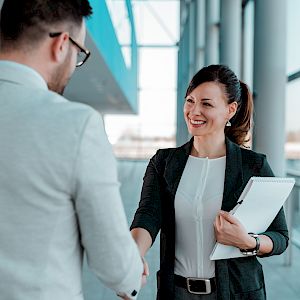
[258,156,289,257]
[72,111,143,298]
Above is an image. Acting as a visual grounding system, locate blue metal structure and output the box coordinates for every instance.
[86,0,138,112]
[65,0,138,114]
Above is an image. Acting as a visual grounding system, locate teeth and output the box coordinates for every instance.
[190,119,205,125]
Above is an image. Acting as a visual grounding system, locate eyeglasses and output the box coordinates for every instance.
[49,32,91,67]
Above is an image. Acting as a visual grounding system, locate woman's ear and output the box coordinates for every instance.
[228,101,238,119]
[50,32,70,65]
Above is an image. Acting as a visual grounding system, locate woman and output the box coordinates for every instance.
[130,65,288,300]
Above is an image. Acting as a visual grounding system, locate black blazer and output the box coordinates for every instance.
[131,138,289,300]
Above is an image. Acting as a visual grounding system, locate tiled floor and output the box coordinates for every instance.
[82,160,300,300]
[260,244,300,300]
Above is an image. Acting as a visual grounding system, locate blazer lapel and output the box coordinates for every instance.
[164,138,193,196]
[163,137,245,211]
[221,138,244,211]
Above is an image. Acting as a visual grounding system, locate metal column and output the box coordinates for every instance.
[205,0,220,66]
[253,0,287,177]
[188,0,196,78]
[195,0,206,70]
[177,0,193,146]
[241,1,254,87]
[252,0,289,265]
[220,0,242,77]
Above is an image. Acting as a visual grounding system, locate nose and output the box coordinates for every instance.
[189,101,202,116]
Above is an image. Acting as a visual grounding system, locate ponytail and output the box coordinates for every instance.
[225,81,253,146]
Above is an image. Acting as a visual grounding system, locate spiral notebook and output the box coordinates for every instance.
[210,176,295,260]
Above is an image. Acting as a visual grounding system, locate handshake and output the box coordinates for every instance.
[117,257,149,300]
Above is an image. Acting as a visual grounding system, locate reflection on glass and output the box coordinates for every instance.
[105,0,132,68]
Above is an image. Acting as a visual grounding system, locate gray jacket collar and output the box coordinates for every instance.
[0,60,48,90]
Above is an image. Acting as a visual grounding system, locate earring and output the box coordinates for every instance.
[226,120,231,127]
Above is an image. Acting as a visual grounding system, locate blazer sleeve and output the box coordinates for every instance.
[130,150,163,245]
[258,155,289,257]
[72,111,143,298]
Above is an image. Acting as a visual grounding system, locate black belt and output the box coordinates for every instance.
[174,274,216,295]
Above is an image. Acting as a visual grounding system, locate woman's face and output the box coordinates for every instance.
[184,81,237,139]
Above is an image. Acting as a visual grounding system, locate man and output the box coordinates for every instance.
[0,0,143,299]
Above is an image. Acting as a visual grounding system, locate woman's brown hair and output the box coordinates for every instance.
[185,64,253,146]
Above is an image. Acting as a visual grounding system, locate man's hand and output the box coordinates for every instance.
[117,257,149,299]
[214,210,256,250]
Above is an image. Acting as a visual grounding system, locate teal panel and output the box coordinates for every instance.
[177,18,190,146]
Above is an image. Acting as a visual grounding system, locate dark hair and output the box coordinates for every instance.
[0,0,93,49]
[185,64,253,146]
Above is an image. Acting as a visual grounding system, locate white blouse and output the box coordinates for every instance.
[174,155,226,278]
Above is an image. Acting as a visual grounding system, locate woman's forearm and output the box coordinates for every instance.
[131,228,152,257]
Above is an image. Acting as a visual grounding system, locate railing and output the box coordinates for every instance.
[284,169,300,265]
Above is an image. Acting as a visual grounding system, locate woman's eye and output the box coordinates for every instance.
[186,98,194,103]
[203,102,212,107]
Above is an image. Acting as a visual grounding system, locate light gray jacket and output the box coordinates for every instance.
[0,61,142,300]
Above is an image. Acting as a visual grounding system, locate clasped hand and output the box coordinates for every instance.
[214,210,255,250]
[117,257,149,300]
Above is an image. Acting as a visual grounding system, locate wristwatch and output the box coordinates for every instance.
[240,233,260,256]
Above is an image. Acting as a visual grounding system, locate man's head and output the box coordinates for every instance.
[0,0,93,94]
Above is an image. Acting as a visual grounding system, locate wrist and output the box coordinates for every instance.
[245,235,257,249]
[237,234,256,250]
[240,233,260,256]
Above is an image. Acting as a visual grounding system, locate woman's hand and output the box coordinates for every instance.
[130,228,152,287]
[141,257,149,287]
[117,295,130,300]
[214,210,256,250]
[116,257,149,299]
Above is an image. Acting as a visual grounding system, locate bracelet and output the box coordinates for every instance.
[240,233,260,256]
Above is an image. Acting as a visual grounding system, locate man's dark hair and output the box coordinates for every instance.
[0,0,93,49]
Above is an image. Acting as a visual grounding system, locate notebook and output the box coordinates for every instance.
[210,176,295,260]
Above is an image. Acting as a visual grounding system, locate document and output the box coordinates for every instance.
[210,177,295,260]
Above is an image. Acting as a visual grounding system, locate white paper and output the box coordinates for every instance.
[210,177,295,260]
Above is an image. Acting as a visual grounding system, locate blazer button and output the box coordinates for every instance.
[131,290,137,296]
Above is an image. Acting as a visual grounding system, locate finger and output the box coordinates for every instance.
[219,214,224,228]
[214,214,221,230]
[214,217,218,231]
[219,210,237,224]
[142,274,147,287]
[117,294,129,300]
[142,262,149,276]
[142,257,149,276]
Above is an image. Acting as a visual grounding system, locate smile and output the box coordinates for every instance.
[189,119,206,125]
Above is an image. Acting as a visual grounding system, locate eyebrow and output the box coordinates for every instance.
[186,96,213,101]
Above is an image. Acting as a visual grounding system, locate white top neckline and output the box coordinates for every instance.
[189,155,226,161]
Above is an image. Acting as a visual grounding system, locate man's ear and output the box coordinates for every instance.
[50,32,70,64]
[228,101,238,119]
